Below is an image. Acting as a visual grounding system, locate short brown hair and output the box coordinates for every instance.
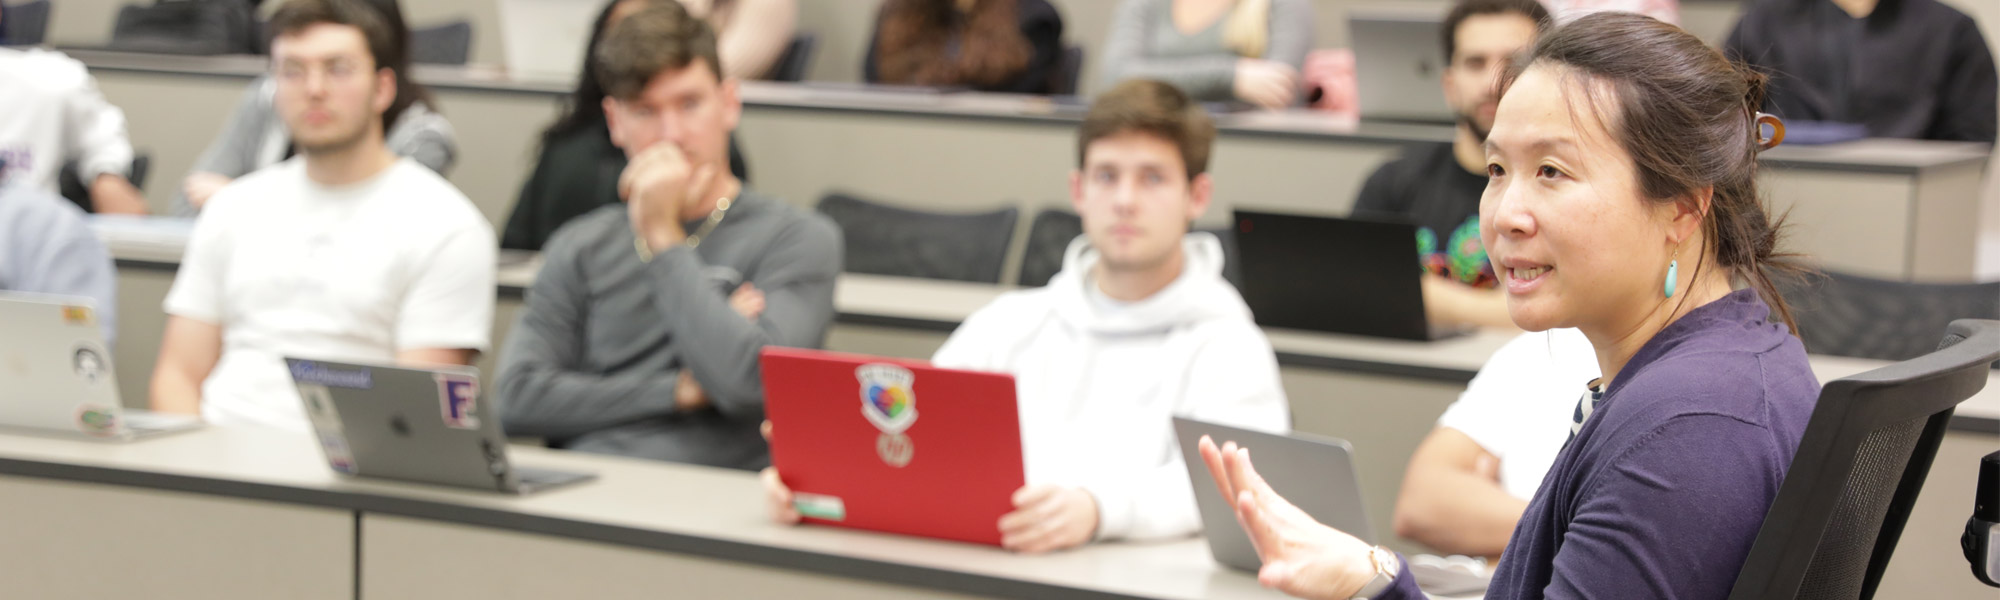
[268,0,432,132]
[593,0,723,101]
[1077,79,1216,179]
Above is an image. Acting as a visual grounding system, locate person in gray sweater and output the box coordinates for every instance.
[1098,0,1313,108]
[494,1,840,470]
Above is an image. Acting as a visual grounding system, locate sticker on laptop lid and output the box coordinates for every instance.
[74,404,120,437]
[289,361,373,390]
[71,344,107,385]
[299,383,344,432]
[60,305,92,326]
[793,493,846,522]
[857,364,918,468]
[436,373,479,430]
[318,432,357,474]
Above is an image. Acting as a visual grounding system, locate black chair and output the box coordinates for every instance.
[1048,45,1084,96]
[816,192,1018,283]
[1016,208,1243,288]
[1728,319,2000,599]
[59,154,151,213]
[768,33,816,82]
[1780,270,2000,366]
[410,20,473,66]
[2,0,50,46]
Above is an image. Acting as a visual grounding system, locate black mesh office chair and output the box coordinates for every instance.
[1781,270,2000,367]
[410,20,472,65]
[769,33,817,82]
[816,192,1018,283]
[2,0,50,46]
[1727,319,2000,600]
[1017,208,1244,288]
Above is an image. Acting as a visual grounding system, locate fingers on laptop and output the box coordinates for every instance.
[761,467,800,524]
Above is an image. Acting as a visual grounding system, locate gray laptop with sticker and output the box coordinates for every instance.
[0,293,203,440]
[286,358,595,494]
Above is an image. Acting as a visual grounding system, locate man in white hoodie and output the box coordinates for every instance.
[765,79,1290,553]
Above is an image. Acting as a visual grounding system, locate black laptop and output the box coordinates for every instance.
[1233,210,1469,341]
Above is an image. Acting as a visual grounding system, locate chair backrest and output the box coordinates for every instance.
[769,33,816,82]
[1018,209,1083,287]
[1049,45,1084,95]
[3,0,51,46]
[1017,208,1244,288]
[816,192,1019,283]
[109,0,257,55]
[1781,270,2000,366]
[1728,319,2000,600]
[410,20,473,66]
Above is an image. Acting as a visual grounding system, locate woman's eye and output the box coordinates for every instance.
[1539,165,1564,179]
[1486,164,1505,177]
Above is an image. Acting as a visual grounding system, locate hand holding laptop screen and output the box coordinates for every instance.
[1197,435,1377,599]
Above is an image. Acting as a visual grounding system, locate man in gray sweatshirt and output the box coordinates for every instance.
[495,1,840,470]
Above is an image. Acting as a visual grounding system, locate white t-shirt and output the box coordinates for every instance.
[0,48,134,194]
[164,158,495,432]
[1436,327,1600,500]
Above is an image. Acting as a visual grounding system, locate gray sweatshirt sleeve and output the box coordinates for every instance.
[1265,0,1314,74]
[385,102,459,176]
[495,238,684,439]
[645,215,842,423]
[1098,0,1315,101]
[173,79,272,217]
[1099,0,1236,99]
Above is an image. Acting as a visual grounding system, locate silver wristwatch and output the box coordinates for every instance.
[1352,545,1400,600]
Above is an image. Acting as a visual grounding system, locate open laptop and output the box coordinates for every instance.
[496,0,604,83]
[287,358,595,494]
[0,293,202,440]
[1349,6,1454,124]
[761,347,1024,546]
[1174,417,1491,597]
[1233,210,1468,341]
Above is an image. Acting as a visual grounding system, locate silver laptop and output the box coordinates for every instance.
[1175,417,1491,596]
[1350,6,1455,124]
[1173,417,1376,571]
[497,0,604,83]
[0,293,203,440]
[286,358,595,494]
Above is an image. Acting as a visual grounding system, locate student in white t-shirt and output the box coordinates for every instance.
[0,46,148,214]
[764,79,1290,553]
[1390,327,1597,557]
[149,0,495,433]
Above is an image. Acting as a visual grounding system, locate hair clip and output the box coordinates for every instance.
[1754,112,1785,151]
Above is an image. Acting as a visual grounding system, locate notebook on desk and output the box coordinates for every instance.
[761,347,1024,546]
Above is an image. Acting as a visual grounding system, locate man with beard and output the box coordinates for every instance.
[150,0,495,433]
[1352,0,1548,329]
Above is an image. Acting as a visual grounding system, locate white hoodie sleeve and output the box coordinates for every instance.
[1085,323,1291,541]
[62,68,134,183]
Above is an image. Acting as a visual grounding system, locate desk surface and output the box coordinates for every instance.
[66,48,1990,174]
[93,217,2000,428]
[0,425,1285,600]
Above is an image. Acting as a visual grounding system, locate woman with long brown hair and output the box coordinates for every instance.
[863,0,1065,94]
[1200,12,1819,599]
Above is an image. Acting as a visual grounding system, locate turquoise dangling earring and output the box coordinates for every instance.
[1663,245,1681,299]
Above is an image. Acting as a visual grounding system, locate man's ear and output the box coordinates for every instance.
[373,67,397,114]
[602,96,627,149]
[1186,173,1214,221]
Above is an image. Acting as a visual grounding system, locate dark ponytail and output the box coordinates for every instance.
[1500,12,1810,334]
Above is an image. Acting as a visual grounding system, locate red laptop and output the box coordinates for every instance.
[760,347,1024,546]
